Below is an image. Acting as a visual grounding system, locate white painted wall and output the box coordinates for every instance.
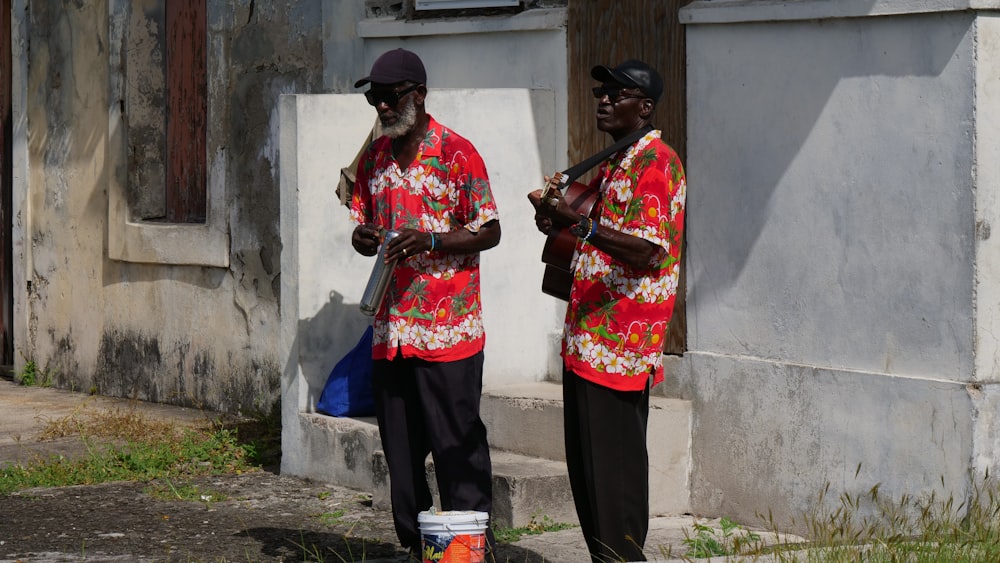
[671,2,1000,530]
[686,12,975,379]
[280,90,559,475]
[351,9,569,176]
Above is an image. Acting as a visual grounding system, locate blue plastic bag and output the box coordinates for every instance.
[316,325,375,417]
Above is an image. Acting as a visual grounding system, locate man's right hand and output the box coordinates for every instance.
[352,223,381,256]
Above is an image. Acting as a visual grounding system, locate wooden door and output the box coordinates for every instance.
[1,0,13,365]
[568,0,691,354]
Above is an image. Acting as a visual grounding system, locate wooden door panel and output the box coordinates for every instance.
[568,0,692,354]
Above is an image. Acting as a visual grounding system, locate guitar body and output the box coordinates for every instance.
[541,180,598,301]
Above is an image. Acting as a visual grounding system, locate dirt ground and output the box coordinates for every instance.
[0,378,557,563]
[0,469,549,562]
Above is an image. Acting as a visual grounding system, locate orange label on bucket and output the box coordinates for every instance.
[422,533,486,562]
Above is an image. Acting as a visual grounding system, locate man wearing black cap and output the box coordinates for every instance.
[528,59,686,562]
[348,48,501,561]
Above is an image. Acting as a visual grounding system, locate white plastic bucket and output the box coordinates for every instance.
[417,509,489,562]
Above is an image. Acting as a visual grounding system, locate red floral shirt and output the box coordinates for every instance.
[350,115,499,362]
[563,130,686,391]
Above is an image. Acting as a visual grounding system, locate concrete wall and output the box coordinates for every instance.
[279,90,560,477]
[671,0,1000,530]
[10,0,324,413]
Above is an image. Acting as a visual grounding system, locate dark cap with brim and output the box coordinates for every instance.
[354,48,427,88]
[591,59,663,103]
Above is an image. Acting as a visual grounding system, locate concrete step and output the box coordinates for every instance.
[481,381,693,516]
[294,412,577,528]
[481,382,566,461]
[292,380,692,529]
[372,449,577,529]
[293,413,381,492]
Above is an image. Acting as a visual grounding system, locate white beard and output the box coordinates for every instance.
[382,98,418,139]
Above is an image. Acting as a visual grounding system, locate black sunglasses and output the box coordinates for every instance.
[365,84,420,107]
[592,86,647,104]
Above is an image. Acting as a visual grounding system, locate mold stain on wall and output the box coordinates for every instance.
[17,1,321,417]
[95,327,279,415]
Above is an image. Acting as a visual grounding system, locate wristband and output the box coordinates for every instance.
[584,217,598,241]
[430,232,436,251]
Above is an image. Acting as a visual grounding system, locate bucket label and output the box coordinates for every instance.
[422,533,486,562]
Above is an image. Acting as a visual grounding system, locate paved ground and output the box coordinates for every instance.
[0,377,794,562]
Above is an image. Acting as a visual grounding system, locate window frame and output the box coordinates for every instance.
[107,0,229,267]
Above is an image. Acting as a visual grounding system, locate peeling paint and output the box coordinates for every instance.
[16,1,321,415]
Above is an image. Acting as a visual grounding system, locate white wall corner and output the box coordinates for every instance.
[279,94,306,475]
[970,383,1000,476]
[974,13,1000,382]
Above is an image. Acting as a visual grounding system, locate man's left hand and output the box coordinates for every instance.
[528,189,578,230]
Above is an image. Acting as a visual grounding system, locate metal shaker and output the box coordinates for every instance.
[360,230,400,316]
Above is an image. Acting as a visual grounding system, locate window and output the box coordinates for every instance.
[123,1,207,224]
[108,0,228,267]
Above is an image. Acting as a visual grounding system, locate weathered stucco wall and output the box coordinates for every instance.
[12,0,324,413]
[671,1,1000,531]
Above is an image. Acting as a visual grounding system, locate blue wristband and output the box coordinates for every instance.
[584,218,598,241]
[430,232,436,251]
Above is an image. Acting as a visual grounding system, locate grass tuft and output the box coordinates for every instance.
[689,470,1000,561]
[491,513,576,544]
[0,406,275,495]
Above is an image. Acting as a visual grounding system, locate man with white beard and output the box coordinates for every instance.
[349,48,501,562]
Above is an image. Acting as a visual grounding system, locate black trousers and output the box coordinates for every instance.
[372,351,494,552]
[563,369,650,563]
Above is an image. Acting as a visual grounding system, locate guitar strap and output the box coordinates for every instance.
[559,124,654,186]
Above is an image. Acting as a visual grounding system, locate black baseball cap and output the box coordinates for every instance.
[591,60,663,103]
[354,48,427,88]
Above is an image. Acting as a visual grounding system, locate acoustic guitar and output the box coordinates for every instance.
[539,173,598,301]
[536,125,653,301]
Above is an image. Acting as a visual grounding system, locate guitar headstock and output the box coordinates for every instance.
[540,172,569,199]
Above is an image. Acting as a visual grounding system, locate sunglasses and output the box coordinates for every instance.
[592,86,647,104]
[365,84,420,107]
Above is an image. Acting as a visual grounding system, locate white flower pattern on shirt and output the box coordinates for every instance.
[562,130,687,391]
[350,116,499,362]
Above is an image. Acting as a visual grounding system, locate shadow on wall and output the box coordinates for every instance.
[685,14,975,374]
[689,13,970,295]
[297,290,371,414]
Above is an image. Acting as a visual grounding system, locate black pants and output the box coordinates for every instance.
[372,351,494,553]
[563,369,650,563]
